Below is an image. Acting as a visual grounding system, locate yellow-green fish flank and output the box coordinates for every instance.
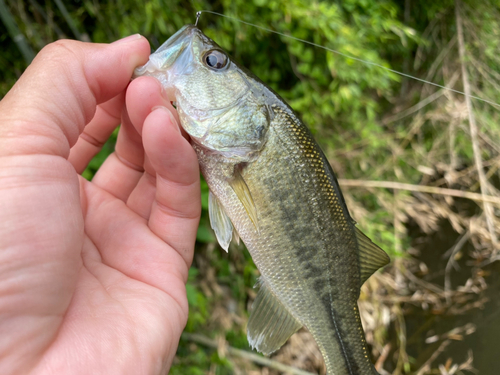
[134,25,390,375]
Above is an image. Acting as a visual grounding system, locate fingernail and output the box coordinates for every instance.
[152,106,181,134]
[112,34,142,45]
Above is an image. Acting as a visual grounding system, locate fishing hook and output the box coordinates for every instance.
[195,11,202,27]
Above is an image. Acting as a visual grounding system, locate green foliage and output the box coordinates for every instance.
[196,178,216,243]
[185,267,209,332]
[82,128,119,180]
[2,0,497,372]
[170,343,217,375]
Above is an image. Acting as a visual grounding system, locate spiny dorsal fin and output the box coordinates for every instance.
[355,227,390,285]
[208,191,233,252]
[247,278,302,355]
[229,171,259,232]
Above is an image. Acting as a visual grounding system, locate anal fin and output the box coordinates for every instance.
[247,278,302,355]
[355,227,390,285]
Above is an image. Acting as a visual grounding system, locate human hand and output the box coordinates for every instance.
[0,35,201,374]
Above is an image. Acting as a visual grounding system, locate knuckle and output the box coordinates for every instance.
[38,40,82,65]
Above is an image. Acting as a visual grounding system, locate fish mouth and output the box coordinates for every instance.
[155,25,193,53]
[161,25,209,45]
[132,25,198,79]
[133,25,199,102]
[130,66,177,101]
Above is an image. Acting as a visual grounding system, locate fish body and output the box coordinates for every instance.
[134,25,389,375]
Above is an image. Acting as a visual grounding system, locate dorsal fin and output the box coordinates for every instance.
[247,279,302,355]
[229,171,259,232]
[355,227,390,285]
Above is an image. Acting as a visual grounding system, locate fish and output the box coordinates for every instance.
[134,25,390,375]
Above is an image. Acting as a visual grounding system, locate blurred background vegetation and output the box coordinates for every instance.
[1,0,500,374]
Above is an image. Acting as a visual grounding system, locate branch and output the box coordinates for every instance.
[0,0,34,64]
[53,0,85,41]
[383,87,444,125]
[337,179,500,207]
[444,231,470,304]
[416,340,450,375]
[181,333,317,375]
[28,0,66,38]
[455,0,498,248]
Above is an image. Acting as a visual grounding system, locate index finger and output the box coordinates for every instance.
[0,36,151,159]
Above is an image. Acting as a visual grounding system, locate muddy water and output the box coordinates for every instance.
[463,263,500,374]
[406,219,500,374]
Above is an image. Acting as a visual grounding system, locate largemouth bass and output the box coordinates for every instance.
[134,25,390,375]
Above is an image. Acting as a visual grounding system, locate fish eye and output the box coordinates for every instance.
[203,50,228,70]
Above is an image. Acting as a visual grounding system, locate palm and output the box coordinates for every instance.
[0,39,200,375]
[42,182,185,373]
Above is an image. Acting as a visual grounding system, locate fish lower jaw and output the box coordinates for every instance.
[132,67,176,102]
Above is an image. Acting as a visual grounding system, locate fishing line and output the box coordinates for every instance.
[196,10,500,108]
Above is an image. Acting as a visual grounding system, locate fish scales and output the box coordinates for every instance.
[134,25,389,375]
[196,106,376,375]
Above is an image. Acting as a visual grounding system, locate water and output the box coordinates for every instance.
[405,218,500,374]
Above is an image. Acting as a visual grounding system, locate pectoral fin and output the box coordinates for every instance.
[247,278,302,355]
[232,227,240,246]
[208,191,233,252]
[355,227,390,285]
[229,171,259,232]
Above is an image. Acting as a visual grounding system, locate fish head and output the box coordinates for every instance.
[134,25,274,161]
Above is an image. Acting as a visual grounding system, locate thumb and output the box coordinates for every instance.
[0,35,150,158]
